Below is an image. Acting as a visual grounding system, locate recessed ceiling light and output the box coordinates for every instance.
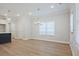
[50,5,54,8]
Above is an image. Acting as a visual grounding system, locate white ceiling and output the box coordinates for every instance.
[0,3,72,17]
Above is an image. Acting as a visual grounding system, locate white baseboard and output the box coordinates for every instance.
[30,37,70,44]
[70,42,79,56]
[13,37,30,40]
[70,44,74,56]
[12,36,69,44]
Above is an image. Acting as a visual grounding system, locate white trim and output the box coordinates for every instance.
[13,37,30,40]
[30,37,70,44]
[70,44,74,56]
[70,42,79,56]
[13,37,69,44]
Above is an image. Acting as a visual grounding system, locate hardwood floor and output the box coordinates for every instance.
[0,39,72,56]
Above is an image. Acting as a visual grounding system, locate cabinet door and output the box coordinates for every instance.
[0,33,11,43]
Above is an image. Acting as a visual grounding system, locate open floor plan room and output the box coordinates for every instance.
[0,3,79,56]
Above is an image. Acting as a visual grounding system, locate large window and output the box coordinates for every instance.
[70,13,74,32]
[39,21,55,35]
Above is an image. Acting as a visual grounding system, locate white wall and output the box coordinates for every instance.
[13,16,32,39]
[11,11,70,44]
[31,12,70,43]
[70,4,79,55]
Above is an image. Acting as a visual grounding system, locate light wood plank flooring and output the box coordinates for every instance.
[0,39,72,56]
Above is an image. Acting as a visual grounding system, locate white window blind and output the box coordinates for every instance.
[39,21,55,35]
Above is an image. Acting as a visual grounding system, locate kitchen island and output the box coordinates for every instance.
[0,32,11,44]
